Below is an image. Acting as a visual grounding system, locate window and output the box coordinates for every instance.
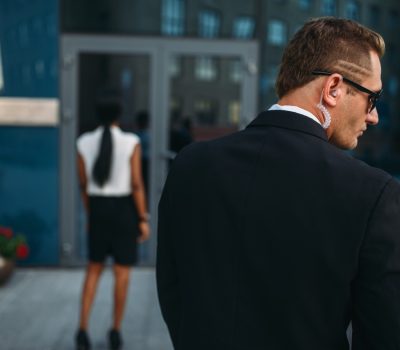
[320,0,336,16]
[267,20,287,46]
[169,56,181,78]
[345,0,360,20]
[266,66,279,90]
[229,101,241,125]
[233,16,255,39]
[120,69,132,89]
[230,60,243,83]
[194,99,218,125]
[298,0,312,10]
[162,0,185,36]
[195,57,217,81]
[170,97,183,115]
[198,9,220,38]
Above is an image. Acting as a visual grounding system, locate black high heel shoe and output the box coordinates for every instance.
[109,329,123,350]
[76,329,91,350]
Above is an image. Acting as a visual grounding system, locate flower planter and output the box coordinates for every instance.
[0,226,29,281]
[0,256,15,286]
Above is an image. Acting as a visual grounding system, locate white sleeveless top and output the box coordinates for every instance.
[77,126,140,196]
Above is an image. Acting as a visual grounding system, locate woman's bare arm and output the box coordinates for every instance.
[130,144,150,242]
[77,153,89,212]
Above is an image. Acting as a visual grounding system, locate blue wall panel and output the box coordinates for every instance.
[0,127,59,265]
[0,0,60,265]
[0,0,59,98]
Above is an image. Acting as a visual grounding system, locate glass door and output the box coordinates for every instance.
[154,40,259,239]
[76,52,152,263]
[167,55,243,147]
[60,36,162,266]
[60,36,258,266]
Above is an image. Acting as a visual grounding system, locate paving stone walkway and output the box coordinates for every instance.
[0,267,173,350]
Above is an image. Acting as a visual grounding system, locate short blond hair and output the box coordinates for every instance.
[275,17,385,98]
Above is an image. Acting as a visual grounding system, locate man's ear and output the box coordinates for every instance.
[323,73,343,107]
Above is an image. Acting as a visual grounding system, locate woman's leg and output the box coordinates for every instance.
[79,262,104,330]
[112,263,131,330]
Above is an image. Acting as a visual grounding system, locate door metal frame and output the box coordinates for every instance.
[60,35,258,266]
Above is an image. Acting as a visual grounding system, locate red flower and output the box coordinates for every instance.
[16,244,29,259]
[0,227,13,239]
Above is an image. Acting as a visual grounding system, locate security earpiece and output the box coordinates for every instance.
[331,91,337,97]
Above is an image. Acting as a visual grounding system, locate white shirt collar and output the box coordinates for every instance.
[268,104,322,126]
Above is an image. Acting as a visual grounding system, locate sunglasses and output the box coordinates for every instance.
[312,70,383,113]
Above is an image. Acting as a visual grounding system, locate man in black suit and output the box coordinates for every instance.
[156,17,400,350]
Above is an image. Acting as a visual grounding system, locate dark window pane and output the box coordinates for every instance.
[198,10,220,38]
[298,0,312,10]
[162,0,185,36]
[267,20,287,46]
[233,16,255,39]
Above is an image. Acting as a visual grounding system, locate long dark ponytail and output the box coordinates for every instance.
[92,101,121,187]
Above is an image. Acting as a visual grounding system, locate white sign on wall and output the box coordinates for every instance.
[0,98,59,126]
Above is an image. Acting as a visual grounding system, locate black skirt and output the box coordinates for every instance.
[88,195,138,266]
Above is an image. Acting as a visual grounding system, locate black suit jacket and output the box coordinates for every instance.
[156,110,400,350]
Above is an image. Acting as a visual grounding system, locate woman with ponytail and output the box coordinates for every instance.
[75,101,150,350]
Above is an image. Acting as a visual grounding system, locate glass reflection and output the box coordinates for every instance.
[169,55,242,145]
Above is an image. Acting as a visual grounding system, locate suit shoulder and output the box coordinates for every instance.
[173,130,244,163]
[328,145,393,190]
[341,148,389,177]
[173,140,210,165]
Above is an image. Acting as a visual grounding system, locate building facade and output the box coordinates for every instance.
[1,0,399,265]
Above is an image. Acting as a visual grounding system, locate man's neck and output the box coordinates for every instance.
[278,93,325,127]
[269,104,321,126]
